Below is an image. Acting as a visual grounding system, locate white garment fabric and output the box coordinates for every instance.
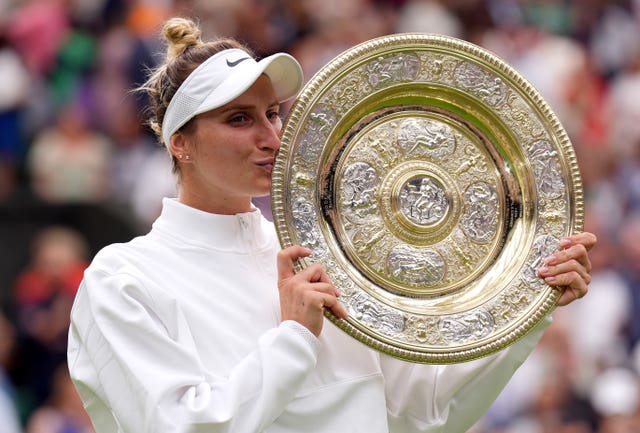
[68,198,550,433]
[0,371,23,433]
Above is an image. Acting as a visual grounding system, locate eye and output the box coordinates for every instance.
[267,109,281,123]
[228,113,251,125]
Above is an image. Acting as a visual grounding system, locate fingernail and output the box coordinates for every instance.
[538,266,549,275]
[559,238,572,248]
[544,256,557,265]
[545,276,557,284]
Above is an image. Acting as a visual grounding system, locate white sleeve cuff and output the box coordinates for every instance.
[279,320,321,356]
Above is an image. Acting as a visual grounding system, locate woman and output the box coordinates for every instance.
[67,17,596,433]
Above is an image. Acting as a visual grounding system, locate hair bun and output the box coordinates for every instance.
[162,17,203,60]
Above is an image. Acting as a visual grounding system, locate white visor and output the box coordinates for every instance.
[161,48,304,146]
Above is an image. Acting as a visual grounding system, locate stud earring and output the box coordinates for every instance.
[185,155,191,160]
[178,154,183,159]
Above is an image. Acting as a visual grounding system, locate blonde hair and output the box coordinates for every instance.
[163,17,204,60]
[137,17,253,173]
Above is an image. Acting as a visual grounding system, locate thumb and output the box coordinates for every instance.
[277,246,311,280]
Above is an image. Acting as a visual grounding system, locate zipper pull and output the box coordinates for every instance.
[238,215,249,230]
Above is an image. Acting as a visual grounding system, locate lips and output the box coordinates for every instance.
[256,158,275,172]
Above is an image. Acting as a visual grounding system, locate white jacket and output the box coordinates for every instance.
[68,198,549,433]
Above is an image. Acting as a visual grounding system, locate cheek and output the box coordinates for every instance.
[201,143,251,179]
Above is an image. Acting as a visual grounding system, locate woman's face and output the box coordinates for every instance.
[176,75,282,214]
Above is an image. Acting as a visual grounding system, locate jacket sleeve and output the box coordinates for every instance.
[381,316,551,433]
[67,268,319,433]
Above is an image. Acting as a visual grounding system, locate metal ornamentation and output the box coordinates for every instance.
[271,34,584,363]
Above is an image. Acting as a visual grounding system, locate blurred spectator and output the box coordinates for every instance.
[580,149,627,236]
[5,0,69,77]
[106,99,159,205]
[588,2,640,78]
[0,311,23,433]
[521,0,573,35]
[619,214,640,350]
[26,96,114,203]
[91,20,156,131]
[24,365,94,433]
[107,98,176,229]
[125,0,171,41]
[10,226,89,417]
[128,147,176,229]
[507,28,588,136]
[0,28,29,201]
[290,0,395,76]
[590,368,640,433]
[47,25,96,111]
[396,0,463,37]
[483,321,597,433]
[605,52,640,163]
[227,0,289,55]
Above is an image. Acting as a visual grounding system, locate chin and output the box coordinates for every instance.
[253,182,272,198]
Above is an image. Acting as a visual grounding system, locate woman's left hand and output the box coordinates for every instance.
[537,232,597,306]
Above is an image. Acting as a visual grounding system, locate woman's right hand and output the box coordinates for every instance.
[277,246,348,337]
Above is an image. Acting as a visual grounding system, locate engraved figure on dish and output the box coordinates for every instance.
[529,141,565,199]
[454,62,508,106]
[405,317,439,344]
[387,245,446,286]
[366,53,420,88]
[293,198,323,252]
[368,130,399,169]
[351,228,390,266]
[309,112,331,136]
[461,182,498,243]
[455,146,488,175]
[296,106,336,163]
[439,310,495,343]
[341,162,379,222]
[400,177,449,225]
[349,293,405,334]
[397,118,455,160]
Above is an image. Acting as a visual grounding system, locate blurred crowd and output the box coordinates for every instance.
[0,0,639,432]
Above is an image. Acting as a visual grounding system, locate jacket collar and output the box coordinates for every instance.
[151,198,274,252]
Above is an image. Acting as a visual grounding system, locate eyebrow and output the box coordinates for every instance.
[217,101,280,114]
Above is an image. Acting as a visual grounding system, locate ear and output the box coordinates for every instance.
[168,132,189,160]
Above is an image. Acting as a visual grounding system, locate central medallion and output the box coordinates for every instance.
[399,175,450,226]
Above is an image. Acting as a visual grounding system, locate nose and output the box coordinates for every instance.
[257,116,282,151]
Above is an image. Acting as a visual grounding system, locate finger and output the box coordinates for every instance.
[555,277,588,306]
[298,263,333,284]
[538,259,591,285]
[277,246,311,280]
[292,270,340,296]
[556,286,585,307]
[547,270,589,305]
[306,281,339,297]
[319,294,349,319]
[559,232,597,252]
[543,243,592,273]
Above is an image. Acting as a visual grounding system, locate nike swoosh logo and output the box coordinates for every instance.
[226,57,251,67]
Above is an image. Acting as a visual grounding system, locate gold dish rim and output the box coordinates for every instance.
[271,33,584,363]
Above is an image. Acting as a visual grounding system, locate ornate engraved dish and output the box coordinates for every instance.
[271,34,583,363]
